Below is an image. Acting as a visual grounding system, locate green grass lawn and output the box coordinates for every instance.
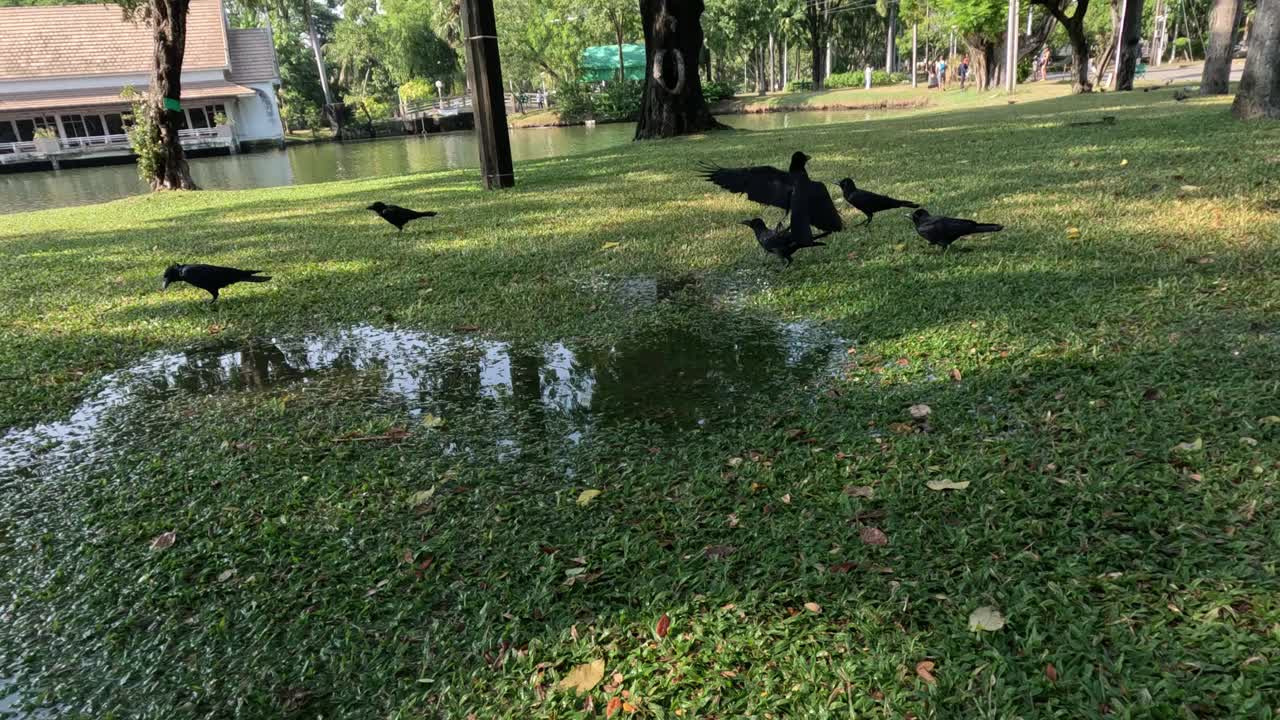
[3,89,1280,719]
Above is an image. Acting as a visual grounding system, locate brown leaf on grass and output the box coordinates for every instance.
[949,368,962,382]
[804,602,822,614]
[726,513,739,528]
[896,357,910,367]
[1045,663,1058,682]
[622,702,637,713]
[908,404,932,420]
[829,561,857,574]
[843,485,874,498]
[149,531,176,551]
[1184,256,1214,265]
[606,697,623,718]
[704,545,736,559]
[720,670,738,678]
[206,324,223,335]
[781,493,792,504]
[859,527,889,546]
[656,614,671,638]
[889,422,915,435]
[915,660,937,684]
[559,659,605,695]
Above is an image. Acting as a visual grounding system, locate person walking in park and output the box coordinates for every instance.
[959,55,970,89]
[937,57,948,90]
[1039,46,1051,81]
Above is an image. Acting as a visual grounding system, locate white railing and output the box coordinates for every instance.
[400,92,552,118]
[0,128,230,158]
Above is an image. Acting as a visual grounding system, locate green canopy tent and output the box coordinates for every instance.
[580,44,646,82]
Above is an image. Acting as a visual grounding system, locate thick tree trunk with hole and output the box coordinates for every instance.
[148,0,196,190]
[634,0,723,139]
[1114,0,1146,90]
[1202,0,1243,94]
[1232,0,1280,118]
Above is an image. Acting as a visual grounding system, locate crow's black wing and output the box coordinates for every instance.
[851,189,919,214]
[800,180,843,233]
[697,162,794,211]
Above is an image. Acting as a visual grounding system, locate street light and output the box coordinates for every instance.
[435,79,444,110]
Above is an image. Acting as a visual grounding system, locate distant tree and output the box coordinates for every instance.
[930,0,1005,90]
[1201,0,1244,93]
[1232,0,1279,118]
[634,0,723,139]
[1031,0,1095,92]
[590,0,641,82]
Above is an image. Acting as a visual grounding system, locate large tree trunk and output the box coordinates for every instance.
[148,0,196,190]
[1232,0,1280,118]
[967,36,997,90]
[805,1,828,90]
[1202,0,1244,94]
[1114,0,1145,89]
[1035,0,1093,92]
[634,0,723,140]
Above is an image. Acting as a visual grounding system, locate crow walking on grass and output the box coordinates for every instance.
[908,209,1003,251]
[836,178,919,226]
[162,264,271,303]
[366,202,437,233]
[740,218,826,267]
[699,151,843,235]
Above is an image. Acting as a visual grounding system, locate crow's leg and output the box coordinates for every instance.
[207,289,219,303]
[811,230,835,241]
[857,213,873,227]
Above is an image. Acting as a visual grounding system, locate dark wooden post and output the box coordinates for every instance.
[460,0,515,189]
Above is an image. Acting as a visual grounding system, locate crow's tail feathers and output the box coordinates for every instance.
[973,223,1003,234]
[900,200,921,209]
[244,273,271,283]
[414,211,438,218]
[695,161,722,178]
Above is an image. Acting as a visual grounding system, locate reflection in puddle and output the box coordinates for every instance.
[1,322,845,474]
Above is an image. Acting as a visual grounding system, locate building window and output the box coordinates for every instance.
[207,104,227,124]
[105,113,126,135]
[188,107,210,129]
[17,116,59,140]
[84,115,105,137]
[0,120,16,153]
[33,115,59,136]
[62,114,88,138]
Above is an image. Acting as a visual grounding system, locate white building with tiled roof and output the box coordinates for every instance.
[0,0,284,167]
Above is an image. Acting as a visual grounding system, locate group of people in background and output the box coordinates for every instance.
[927,56,970,90]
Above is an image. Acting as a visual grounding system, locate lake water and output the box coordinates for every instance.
[0,111,875,215]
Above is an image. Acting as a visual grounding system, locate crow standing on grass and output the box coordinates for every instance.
[162,264,271,303]
[740,218,826,267]
[836,178,919,226]
[908,209,1003,251]
[366,202,437,232]
[698,151,843,236]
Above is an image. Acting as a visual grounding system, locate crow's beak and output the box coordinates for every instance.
[161,279,170,290]
[739,220,751,226]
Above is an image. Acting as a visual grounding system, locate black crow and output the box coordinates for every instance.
[699,151,843,234]
[741,218,825,267]
[162,264,270,303]
[908,209,1003,251]
[366,201,437,232]
[836,178,920,226]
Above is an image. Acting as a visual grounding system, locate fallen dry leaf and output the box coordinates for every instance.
[968,606,1006,632]
[1119,158,1129,166]
[804,602,822,614]
[1045,663,1058,682]
[421,413,446,429]
[949,368,963,382]
[915,660,937,684]
[577,489,603,506]
[781,493,792,505]
[909,404,932,420]
[829,561,857,574]
[1260,416,1280,425]
[606,697,622,718]
[1065,227,1081,240]
[926,479,970,491]
[656,614,671,638]
[559,659,605,695]
[217,568,236,582]
[726,513,739,528]
[622,702,637,713]
[704,545,736,559]
[600,241,621,251]
[149,531,176,551]
[860,527,889,546]
[406,487,436,508]
[889,422,915,435]
[843,485,874,498]
[1142,387,1164,401]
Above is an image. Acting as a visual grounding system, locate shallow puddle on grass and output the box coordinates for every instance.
[1,321,846,474]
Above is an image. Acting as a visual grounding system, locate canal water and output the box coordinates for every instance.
[0,111,880,214]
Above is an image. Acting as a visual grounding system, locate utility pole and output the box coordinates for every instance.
[885,0,897,72]
[1005,0,1018,92]
[461,0,513,188]
[1150,0,1166,66]
[912,23,918,86]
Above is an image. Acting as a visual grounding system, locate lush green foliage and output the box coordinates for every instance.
[119,86,165,184]
[555,80,643,123]
[825,69,909,88]
[3,90,1280,719]
[702,80,739,103]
